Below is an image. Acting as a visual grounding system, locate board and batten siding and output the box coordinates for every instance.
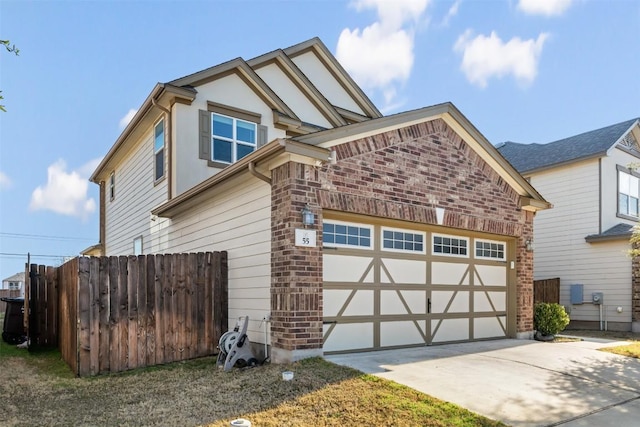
[149,173,272,347]
[172,74,287,197]
[105,118,168,256]
[529,158,632,325]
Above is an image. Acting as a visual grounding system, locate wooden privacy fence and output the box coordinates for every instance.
[0,289,22,314]
[534,277,560,304]
[31,252,228,377]
[27,264,59,349]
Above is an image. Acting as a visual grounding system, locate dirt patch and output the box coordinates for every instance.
[563,329,639,341]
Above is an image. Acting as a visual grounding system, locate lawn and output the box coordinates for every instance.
[563,329,640,358]
[0,339,503,427]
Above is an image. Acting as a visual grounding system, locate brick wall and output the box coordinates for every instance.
[633,244,640,326]
[270,118,536,359]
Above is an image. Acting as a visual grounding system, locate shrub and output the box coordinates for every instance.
[534,302,570,336]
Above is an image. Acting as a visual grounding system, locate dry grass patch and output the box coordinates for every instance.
[0,340,502,427]
[599,342,640,359]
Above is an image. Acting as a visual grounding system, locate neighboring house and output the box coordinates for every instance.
[86,37,550,362]
[1,272,25,297]
[498,118,640,332]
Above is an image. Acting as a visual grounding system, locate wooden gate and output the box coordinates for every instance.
[534,277,560,304]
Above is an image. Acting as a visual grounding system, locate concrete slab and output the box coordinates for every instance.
[326,339,640,426]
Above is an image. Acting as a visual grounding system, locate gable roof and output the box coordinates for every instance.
[497,118,640,174]
[295,102,550,211]
[3,272,25,282]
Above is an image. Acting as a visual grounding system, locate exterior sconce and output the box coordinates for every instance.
[525,239,534,252]
[301,204,314,228]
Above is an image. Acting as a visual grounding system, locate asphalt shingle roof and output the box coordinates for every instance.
[497,118,639,173]
[585,223,634,242]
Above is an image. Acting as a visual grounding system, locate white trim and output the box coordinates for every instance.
[212,112,257,164]
[380,226,426,254]
[432,233,469,258]
[322,219,374,250]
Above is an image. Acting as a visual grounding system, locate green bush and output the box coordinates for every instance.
[534,302,570,336]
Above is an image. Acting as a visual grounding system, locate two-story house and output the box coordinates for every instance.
[1,272,25,297]
[498,118,640,332]
[87,37,549,362]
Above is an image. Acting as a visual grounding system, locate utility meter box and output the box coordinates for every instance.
[592,292,604,305]
[570,284,583,305]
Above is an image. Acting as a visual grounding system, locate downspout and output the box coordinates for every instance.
[248,161,271,184]
[152,98,172,199]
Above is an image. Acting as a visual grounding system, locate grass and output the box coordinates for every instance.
[562,329,640,359]
[0,339,504,427]
[599,342,640,358]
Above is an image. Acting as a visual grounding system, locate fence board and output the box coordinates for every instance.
[146,255,156,366]
[78,258,91,376]
[153,255,164,365]
[89,259,99,375]
[163,254,174,363]
[98,257,110,374]
[534,278,560,304]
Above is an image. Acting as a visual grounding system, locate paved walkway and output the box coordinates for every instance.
[326,338,640,426]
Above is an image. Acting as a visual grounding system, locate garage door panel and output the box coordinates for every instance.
[474,316,507,339]
[323,323,374,352]
[474,291,506,312]
[432,290,469,313]
[475,265,507,286]
[380,258,426,284]
[324,255,374,283]
[381,290,426,314]
[432,318,470,342]
[342,290,374,316]
[432,262,470,285]
[380,321,425,347]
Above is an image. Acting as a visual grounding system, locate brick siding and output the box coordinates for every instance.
[270,118,535,356]
[633,244,640,324]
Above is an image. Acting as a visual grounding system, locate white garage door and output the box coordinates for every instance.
[322,218,512,353]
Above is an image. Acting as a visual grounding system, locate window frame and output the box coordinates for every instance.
[322,220,374,250]
[381,226,426,254]
[109,172,115,201]
[211,112,257,165]
[154,119,165,182]
[432,233,469,258]
[617,165,640,220]
[474,238,506,261]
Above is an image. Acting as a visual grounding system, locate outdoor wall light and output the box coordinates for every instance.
[301,204,314,228]
[525,239,534,252]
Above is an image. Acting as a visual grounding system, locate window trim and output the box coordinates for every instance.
[474,238,507,261]
[432,233,470,258]
[109,172,115,201]
[617,165,640,221]
[211,112,257,165]
[154,119,165,182]
[322,220,374,250]
[380,226,426,254]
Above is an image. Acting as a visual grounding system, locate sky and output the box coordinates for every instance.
[0,0,638,280]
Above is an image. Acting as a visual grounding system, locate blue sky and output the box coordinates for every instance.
[1,0,638,279]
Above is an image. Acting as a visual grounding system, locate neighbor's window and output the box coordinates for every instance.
[323,221,373,249]
[8,281,20,290]
[133,236,143,255]
[212,113,257,164]
[154,119,165,181]
[433,234,469,257]
[475,239,506,261]
[619,169,639,218]
[109,172,115,201]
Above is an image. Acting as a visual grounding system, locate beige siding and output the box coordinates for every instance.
[254,63,332,129]
[530,158,632,325]
[150,173,272,346]
[290,51,366,115]
[105,118,168,255]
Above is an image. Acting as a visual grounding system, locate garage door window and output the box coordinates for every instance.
[475,239,506,260]
[323,221,373,249]
[433,234,469,257]
[381,227,426,253]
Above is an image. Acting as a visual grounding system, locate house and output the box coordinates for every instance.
[87,37,550,362]
[498,118,640,332]
[1,272,25,297]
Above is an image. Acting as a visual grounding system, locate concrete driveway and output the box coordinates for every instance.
[326,338,640,426]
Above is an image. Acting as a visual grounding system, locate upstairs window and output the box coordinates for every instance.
[154,120,165,181]
[619,169,639,218]
[109,172,115,201]
[212,113,256,164]
[8,281,20,290]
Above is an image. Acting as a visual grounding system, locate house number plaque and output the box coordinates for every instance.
[295,229,317,247]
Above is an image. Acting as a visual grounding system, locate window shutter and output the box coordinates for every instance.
[199,109,211,160]
[257,125,268,148]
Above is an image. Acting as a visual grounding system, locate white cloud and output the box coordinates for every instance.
[337,0,431,111]
[454,30,549,88]
[518,0,573,16]
[0,171,12,190]
[441,0,460,27]
[119,108,138,130]
[29,158,100,221]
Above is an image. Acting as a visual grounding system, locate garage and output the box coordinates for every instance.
[322,216,515,353]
